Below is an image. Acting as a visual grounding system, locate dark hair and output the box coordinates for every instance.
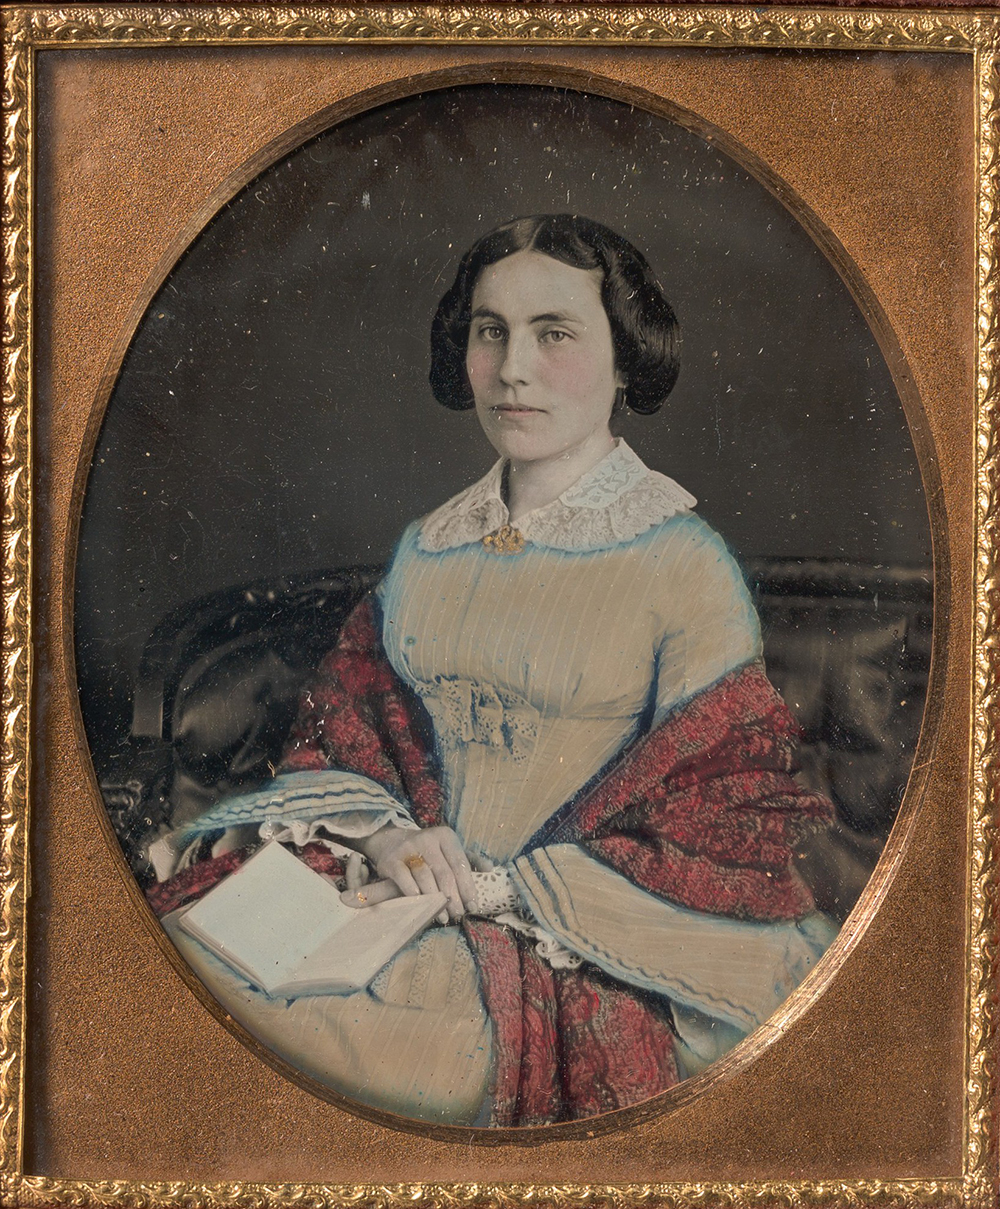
[429,214,680,415]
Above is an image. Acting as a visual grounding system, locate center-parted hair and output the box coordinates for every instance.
[429,214,680,416]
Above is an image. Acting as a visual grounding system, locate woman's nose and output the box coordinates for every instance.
[498,334,532,386]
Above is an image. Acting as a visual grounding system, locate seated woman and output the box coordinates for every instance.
[148,214,837,1128]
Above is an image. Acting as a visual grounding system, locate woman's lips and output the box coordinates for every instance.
[492,405,544,417]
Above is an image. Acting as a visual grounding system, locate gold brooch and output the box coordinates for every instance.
[483,524,526,555]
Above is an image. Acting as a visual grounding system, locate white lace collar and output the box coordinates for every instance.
[418,440,697,554]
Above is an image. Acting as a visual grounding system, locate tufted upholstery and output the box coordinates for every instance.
[100,559,931,919]
[743,558,931,919]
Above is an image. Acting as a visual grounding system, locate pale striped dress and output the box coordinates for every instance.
[166,441,834,1125]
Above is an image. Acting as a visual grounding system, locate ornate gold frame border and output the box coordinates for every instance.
[1,5,997,1206]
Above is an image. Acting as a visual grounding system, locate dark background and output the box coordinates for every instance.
[74,83,931,769]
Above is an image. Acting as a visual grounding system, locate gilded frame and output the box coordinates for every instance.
[1,4,998,1205]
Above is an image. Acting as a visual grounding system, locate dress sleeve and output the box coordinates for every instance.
[651,516,763,724]
[510,843,835,1035]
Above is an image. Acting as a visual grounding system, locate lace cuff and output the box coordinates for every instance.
[470,867,584,970]
[495,911,584,970]
[471,866,520,915]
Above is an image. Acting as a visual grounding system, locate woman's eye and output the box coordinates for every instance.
[477,325,505,342]
[541,329,570,344]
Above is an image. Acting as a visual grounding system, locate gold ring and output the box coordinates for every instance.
[403,853,427,871]
[356,891,367,904]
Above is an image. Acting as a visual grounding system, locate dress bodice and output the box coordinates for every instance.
[377,444,761,866]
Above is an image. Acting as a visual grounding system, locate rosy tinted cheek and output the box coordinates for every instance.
[466,349,493,386]
[543,347,611,393]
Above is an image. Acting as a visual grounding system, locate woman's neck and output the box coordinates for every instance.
[505,430,616,523]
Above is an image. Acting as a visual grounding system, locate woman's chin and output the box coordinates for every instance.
[485,427,616,472]
[481,427,555,465]
[494,440,560,467]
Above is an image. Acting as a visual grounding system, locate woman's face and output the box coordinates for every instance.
[466,250,622,468]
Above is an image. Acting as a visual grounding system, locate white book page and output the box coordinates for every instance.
[294,893,448,994]
[180,841,351,990]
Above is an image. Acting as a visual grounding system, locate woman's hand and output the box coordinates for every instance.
[351,824,478,920]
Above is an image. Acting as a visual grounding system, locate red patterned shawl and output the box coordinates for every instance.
[154,596,833,1126]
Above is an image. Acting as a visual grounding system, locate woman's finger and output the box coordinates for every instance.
[408,858,443,901]
[409,859,452,924]
[383,858,422,900]
[440,830,479,911]
[345,851,364,891]
[339,879,401,909]
[384,854,451,924]
[422,850,464,919]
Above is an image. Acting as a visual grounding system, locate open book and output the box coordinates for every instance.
[177,840,446,998]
